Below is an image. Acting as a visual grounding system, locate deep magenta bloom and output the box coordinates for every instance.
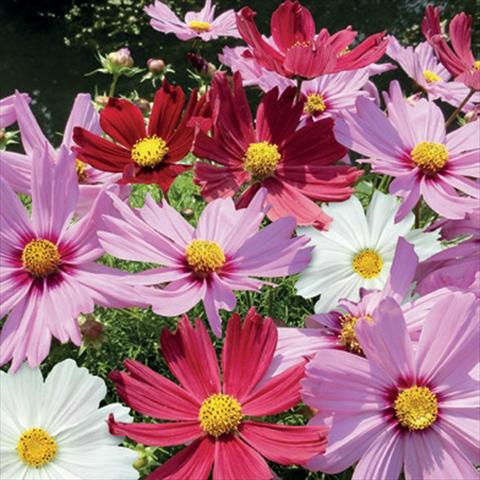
[334,80,480,221]
[0,144,144,371]
[0,91,127,216]
[99,188,312,336]
[236,0,387,79]
[145,0,240,42]
[193,72,362,229]
[302,292,479,478]
[73,82,208,192]
[422,5,480,90]
[109,309,328,480]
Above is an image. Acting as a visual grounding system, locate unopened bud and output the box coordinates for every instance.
[182,208,194,218]
[147,58,165,74]
[107,48,134,68]
[464,108,479,123]
[95,95,110,107]
[79,314,104,341]
[134,98,151,114]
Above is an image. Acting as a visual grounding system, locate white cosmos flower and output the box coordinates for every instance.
[296,191,442,313]
[0,359,139,480]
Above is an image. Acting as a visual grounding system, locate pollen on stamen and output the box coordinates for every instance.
[75,159,88,183]
[17,428,58,468]
[304,93,326,115]
[352,249,383,279]
[185,239,225,277]
[410,141,448,175]
[394,386,438,431]
[338,314,372,354]
[131,135,169,168]
[243,141,281,179]
[199,393,242,437]
[188,20,212,33]
[423,69,442,83]
[21,239,61,278]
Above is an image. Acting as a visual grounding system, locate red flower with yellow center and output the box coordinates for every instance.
[73,81,209,193]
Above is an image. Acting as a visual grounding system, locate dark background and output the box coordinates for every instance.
[0,0,476,141]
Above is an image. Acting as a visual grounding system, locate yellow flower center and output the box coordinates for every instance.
[75,159,88,183]
[394,386,438,431]
[22,239,61,278]
[304,93,326,115]
[188,21,212,33]
[410,142,448,175]
[338,314,372,354]
[473,60,480,70]
[423,69,442,83]
[185,239,225,277]
[352,249,383,279]
[17,428,57,468]
[199,393,242,437]
[131,135,169,168]
[244,141,281,179]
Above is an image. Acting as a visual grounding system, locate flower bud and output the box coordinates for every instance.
[147,58,165,74]
[79,314,104,341]
[187,52,209,75]
[107,48,134,68]
[95,95,110,107]
[464,108,479,123]
[134,98,151,115]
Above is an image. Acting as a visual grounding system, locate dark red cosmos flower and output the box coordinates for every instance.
[193,72,362,229]
[422,5,480,91]
[236,0,387,80]
[73,81,209,192]
[108,308,328,480]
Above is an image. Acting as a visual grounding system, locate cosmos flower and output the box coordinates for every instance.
[98,187,312,336]
[0,144,144,371]
[1,359,138,480]
[334,80,480,220]
[269,237,421,376]
[387,36,480,112]
[73,81,208,192]
[109,309,328,480]
[295,191,441,313]
[0,92,128,217]
[302,291,480,478]
[422,5,480,91]
[236,0,387,79]
[193,72,362,229]
[144,0,240,42]
[0,92,30,129]
[415,208,480,296]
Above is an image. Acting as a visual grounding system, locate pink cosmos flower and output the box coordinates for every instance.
[416,209,480,296]
[0,144,144,371]
[108,309,328,480]
[0,93,30,128]
[0,92,128,216]
[98,188,312,336]
[302,291,480,478]
[387,36,480,112]
[236,0,387,79]
[193,72,362,229]
[144,0,240,42]
[422,5,480,91]
[334,80,480,221]
[269,237,423,376]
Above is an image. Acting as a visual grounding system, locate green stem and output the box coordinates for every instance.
[377,174,391,193]
[444,88,475,128]
[108,73,120,98]
[413,201,422,228]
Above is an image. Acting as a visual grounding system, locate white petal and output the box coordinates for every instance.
[0,451,28,480]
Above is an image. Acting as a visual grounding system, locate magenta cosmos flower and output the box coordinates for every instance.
[0,92,128,216]
[144,0,239,42]
[416,209,480,296]
[99,188,312,336]
[109,309,328,480]
[193,72,362,229]
[0,92,30,128]
[269,237,424,376]
[387,36,480,112]
[0,144,144,371]
[236,0,387,79]
[302,291,479,478]
[422,5,480,91]
[334,80,480,221]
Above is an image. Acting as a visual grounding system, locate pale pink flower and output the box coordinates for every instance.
[0,92,128,216]
[387,36,480,112]
[0,144,144,371]
[0,93,30,128]
[302,291,479,479]
[98,188,312,336]
[145,0,240,42]
[334,80,480,221]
